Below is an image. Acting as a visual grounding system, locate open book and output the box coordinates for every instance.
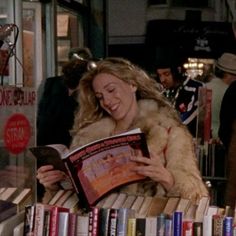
[29,128,150,209]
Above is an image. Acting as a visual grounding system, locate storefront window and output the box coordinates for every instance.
[22,2,43,88]
[0,0,19,86]
[56,5,84,74]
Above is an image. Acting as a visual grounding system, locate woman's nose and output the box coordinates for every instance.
[102,94,111,106]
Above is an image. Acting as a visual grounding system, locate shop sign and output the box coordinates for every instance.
[0,86,36,155]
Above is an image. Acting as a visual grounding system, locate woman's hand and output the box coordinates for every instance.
[36,165,66,191]
[130,152,174,191]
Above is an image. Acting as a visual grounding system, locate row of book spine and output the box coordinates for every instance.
[22,202,236,236]
[20,190,236,236]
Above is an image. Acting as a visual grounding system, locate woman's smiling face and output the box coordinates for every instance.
[92,73,137,122]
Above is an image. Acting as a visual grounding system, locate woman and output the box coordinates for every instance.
[37,57,208,205]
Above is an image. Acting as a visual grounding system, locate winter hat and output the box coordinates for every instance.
[216,53,236,75]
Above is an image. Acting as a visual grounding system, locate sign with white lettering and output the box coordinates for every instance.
[0,86,36,155]
[146,20,236,59]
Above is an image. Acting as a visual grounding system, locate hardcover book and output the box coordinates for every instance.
[23,205,35,236]
[145,217,157,236]
[68,212,78,236]
[135,218,146,236]
[172,211,183,236]
[98,208,111,236]
[108,208,119,236]
[88,207,100,236]
[49,205,70,236]
[127,218,136,236]
[58,212,69,236]
[29,128,150,210]
[76,214,89,236]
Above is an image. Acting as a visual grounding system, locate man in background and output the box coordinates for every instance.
[206,53,236,140]
[155,54,203,137]
[218,53,236,208]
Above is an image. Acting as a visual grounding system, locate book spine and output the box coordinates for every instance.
[68,212,78,236]
[127,218,136,236]
[49,206,69,236]
[88,209,94,236]
[212,214,224,236]
[145,217,157,236]
[108,208,118,236]
[98,208,110,236]
[157,213,166,236]
[223,216,233,236]
[164,218,172,236]
[43,209,51,236]
[23,205,35,235]
[88,207,100,236]
[172,211,182,236]
[193,222,203,236]
[135,218,146,236]
[76,215,89,236]
[58,212,69,235]
[49,208,59,236]
[203,214,213,236]
[182,220,193,236]
[33,203,44,236]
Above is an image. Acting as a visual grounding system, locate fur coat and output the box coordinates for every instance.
[70,99,208,204]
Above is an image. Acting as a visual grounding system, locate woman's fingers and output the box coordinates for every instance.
[36,165,65,190]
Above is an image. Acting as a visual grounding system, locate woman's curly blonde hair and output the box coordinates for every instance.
[72,57,179,132]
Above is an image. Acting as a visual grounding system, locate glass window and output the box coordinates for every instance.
[56,5,84,74]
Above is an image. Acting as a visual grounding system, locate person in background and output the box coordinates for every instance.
[206,53,236,140]
[219,71,236,208]
[37,57,208,206]
[37,47,92,147]
[155,56,203,137]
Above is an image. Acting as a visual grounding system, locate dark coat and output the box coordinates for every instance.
[37,76,78,147]
[219,81,236,208]
[219,80,236,148]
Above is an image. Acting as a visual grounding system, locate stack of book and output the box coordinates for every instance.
[22,193,236,236]
[0,187,32,235]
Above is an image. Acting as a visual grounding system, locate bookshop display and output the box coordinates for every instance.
[22,192,236,235]
[0,85,232,235]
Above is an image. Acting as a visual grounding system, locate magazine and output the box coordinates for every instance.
[29,128,150,209]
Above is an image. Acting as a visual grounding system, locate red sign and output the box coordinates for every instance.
[3,113,31,154]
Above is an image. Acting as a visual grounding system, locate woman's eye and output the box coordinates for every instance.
[108,88,115,93]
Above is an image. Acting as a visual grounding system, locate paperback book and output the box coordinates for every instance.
[29,128,150,210]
